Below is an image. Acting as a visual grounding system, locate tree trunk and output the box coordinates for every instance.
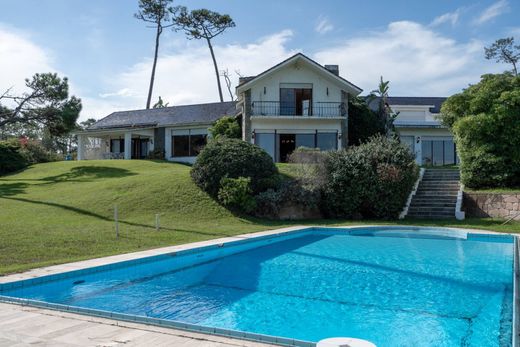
[207,38,224,102]
[146,24,162,109]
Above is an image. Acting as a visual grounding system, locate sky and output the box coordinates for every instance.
[1,0,519,121]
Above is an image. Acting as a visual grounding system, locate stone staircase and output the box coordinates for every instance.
[406,169,460,219]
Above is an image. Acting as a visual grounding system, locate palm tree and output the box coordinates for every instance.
[368,76,399,136]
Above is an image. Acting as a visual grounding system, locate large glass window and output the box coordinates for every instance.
[295,134,315,148]
[280,88,312,116]
[173,135,190,157]
[421,138,457,166]
[255,133,275,160]
[317,133,337,151]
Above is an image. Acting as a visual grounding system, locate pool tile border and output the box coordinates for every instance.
[0,224,518,347]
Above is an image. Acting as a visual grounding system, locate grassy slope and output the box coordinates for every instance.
[1,160,519,275]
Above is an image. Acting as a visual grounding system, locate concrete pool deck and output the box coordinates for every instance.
[0,225,516,346]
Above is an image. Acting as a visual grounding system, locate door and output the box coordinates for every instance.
[279,134,296,162]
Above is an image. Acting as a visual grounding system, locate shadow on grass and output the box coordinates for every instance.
[0,196,237,238]
[0,182,29,197]
[0,166,137,185]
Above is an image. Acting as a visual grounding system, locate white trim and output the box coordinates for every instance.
[455,184,465,220]
[399,168,425,219]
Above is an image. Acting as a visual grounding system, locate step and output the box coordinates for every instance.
[416,187,459,191]
[406,214,455,219]
[415,191,458,196]
[409,202,456,208]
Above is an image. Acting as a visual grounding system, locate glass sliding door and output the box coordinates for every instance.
[421,138,457,166]
[280,87,312,116]
[295,134,315,148]
[317,133,337,151]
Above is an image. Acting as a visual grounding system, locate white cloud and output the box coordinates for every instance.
[313,21,501,96]
[0,24,56,97]
[87,30,298,119]
[473,0,509,25]
[430,9,461,27]
[315,16,334,34]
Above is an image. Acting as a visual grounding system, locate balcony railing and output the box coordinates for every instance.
[251,101,345,117]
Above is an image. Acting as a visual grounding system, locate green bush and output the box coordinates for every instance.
[254,180,321,218]
[20,140,60,164]
[218,177,256,213]
[191,138,279,197]
[445,73,520,188]
[0,141,28,175]
[209,116,241,139]
[348,97,385,146]
[322,135,418,219]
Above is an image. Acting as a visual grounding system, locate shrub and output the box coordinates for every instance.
[218,177,256,213]
[254,180,321,218]
[0,141,28,175]
[287,147,327,191]
[20,140,59,164]
[348,96,385,146]
[191,138,279,197]
[322,135,418,219]
[147,148,165,160]
[209,116,241,139]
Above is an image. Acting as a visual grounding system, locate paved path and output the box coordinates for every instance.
[0,302,274,347]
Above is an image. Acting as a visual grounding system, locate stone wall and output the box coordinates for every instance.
[463,192,520,220]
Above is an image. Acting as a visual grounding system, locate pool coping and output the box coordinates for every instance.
[1,224,518,347]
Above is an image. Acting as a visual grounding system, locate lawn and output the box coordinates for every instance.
[0,160,518,275]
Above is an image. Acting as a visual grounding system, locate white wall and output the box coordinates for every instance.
[249,63,344,104]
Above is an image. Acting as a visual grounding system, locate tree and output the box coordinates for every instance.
[440,73,517,128]
[0,73,81,137]
[135,0,180,109]
[441,73,520,188]
[347,97,385,146]
[152,96,169,108]
[209,116,241,139]
[221,69,234,101]
[175,8,235,102]
[367,76,399,136]
[485,37,520,76]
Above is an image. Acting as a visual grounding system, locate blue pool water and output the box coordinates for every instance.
[0,227,515,346]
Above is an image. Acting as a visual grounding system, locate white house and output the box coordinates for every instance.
[77,53,457,165]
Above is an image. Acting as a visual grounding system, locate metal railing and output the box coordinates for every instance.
[251,101,345,117]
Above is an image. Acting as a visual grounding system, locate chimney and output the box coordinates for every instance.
[324,65,339,76]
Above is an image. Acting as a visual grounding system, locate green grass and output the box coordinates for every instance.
[0,160,519,275]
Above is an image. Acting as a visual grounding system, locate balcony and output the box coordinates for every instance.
[251,101,345,118]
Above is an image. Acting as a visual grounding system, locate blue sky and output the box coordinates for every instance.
[1,0,519,120]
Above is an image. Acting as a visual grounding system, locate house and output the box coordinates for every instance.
[387,97,457,166]
[77,53,457,165]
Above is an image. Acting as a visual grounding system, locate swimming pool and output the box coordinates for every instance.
[0,227,516,347]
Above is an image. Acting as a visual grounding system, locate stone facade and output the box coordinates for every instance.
[463,192,520,220]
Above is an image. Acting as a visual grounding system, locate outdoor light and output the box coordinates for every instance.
[263,86,266,94]
[338,133,342,140]
[416,136,421,143]
[252,130,255,140]
[326,87,329,96]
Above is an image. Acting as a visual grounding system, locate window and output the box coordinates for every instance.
[255,133,275,159]
[422,138,457,166]
[172,131,207,157]
[110,139,124,153]
[280,87,312,116]
[317,133,337,151]
[295,134,315,148]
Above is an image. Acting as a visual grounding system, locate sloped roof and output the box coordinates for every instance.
[87,101,237,131]
[236,53,363,95]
